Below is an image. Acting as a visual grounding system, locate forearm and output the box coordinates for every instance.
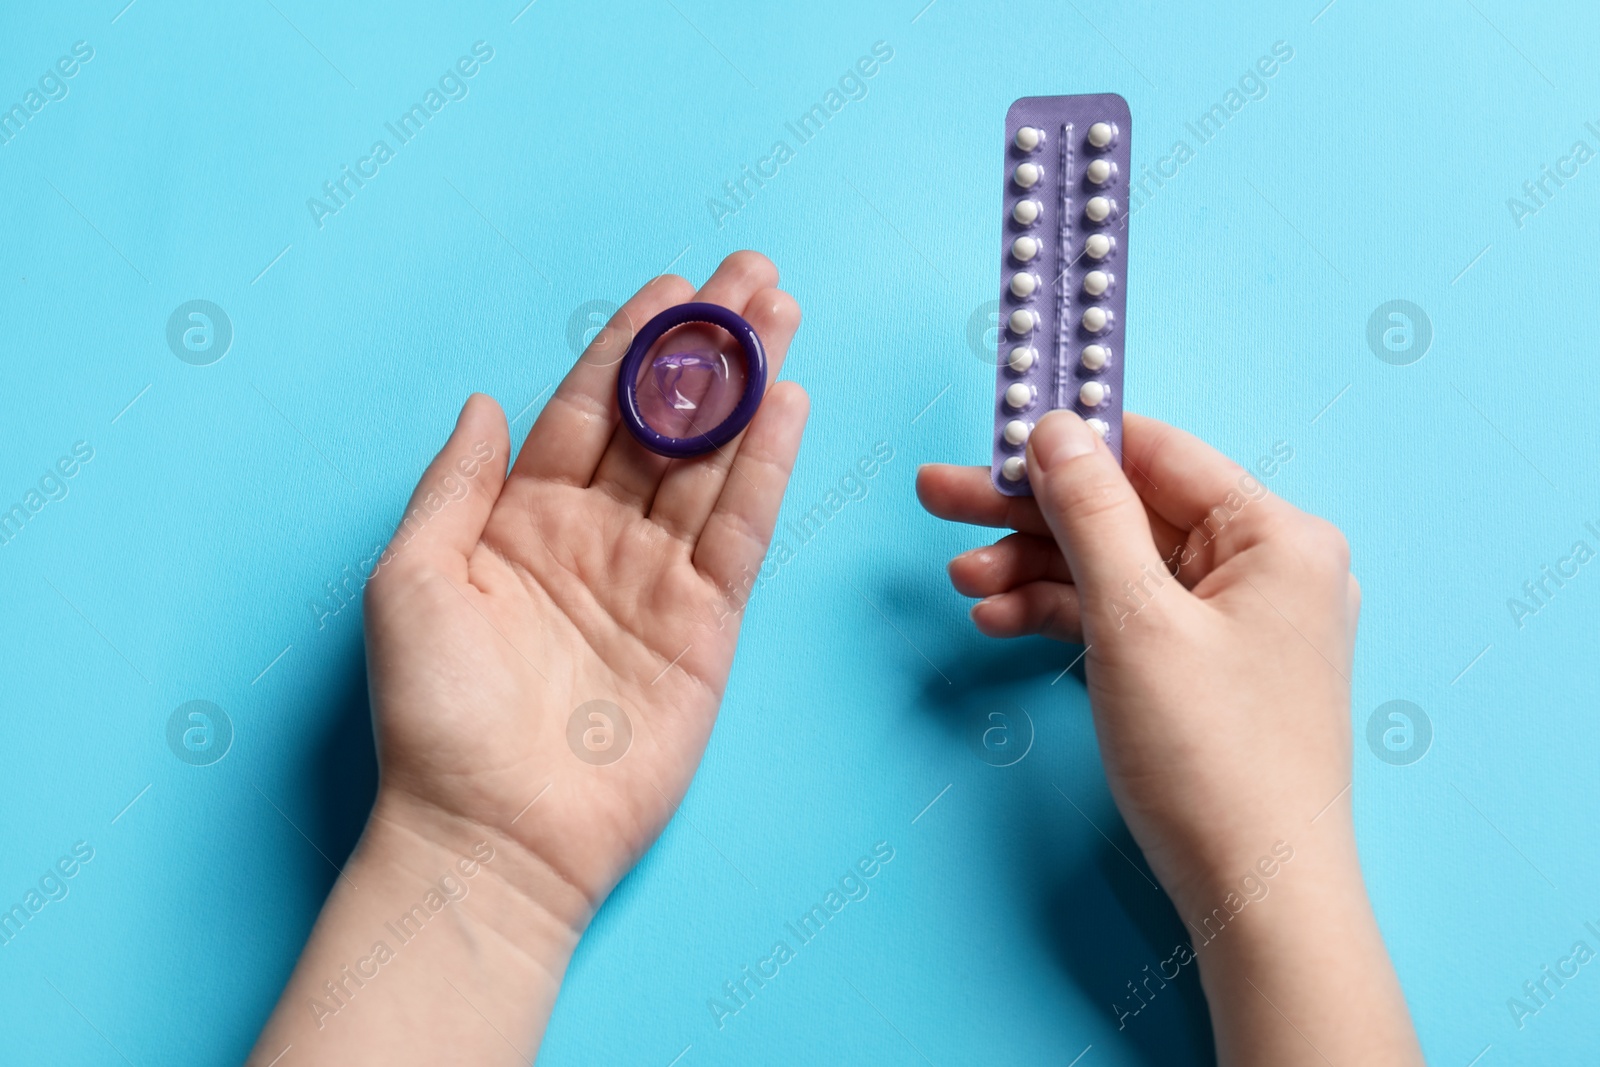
[249,792,589,1066]
[1182,827,1424,1066]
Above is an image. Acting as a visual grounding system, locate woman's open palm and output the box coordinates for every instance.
[361,252,807,920]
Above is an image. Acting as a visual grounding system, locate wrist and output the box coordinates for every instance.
[1178,820,1372,973]
[248,788,592,1063]
[1150,796,1361,922]
[363,787,593,964]
[1175,822,1424,1065]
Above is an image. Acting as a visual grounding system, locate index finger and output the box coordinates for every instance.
[915,463,1053,536]
[916,454,1200,586]
[511,273,696,487]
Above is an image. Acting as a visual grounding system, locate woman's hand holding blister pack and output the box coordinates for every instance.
[919,411,1425,1066]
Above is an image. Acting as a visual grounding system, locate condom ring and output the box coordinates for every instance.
[616,302,767,458]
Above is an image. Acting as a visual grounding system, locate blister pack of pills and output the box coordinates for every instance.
[990,94,1131,495]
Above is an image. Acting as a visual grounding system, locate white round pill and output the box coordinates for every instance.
[1081,343,1108,370]
[1009,272,1039,298]
[1087,122,1114,148]
[1008,345,1037,372]
[1015,126,1042,151]
[1079,381,1108,407]
[1008,308,1037,335]
[1081,306,1109,332]
[1012,199,1042,225]
[1003,419,1031,446]
[1014,162,1043,189]
[1001,455,1027,482]
[1085,196,1114,223]
[1084,233,1113,260]
[1086,417,1110,439]
[1012,236,1041,262]
[1004,382,1033,410]
[1086,158,1113,185]
[1083,270,1110,296]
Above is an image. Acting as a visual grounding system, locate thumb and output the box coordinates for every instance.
[1025,411,1170,632]
[384,393,509,566]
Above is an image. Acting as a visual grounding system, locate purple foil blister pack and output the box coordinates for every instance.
[991,94,1131,495]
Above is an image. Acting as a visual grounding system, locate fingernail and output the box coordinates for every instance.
[1029,411,1095,469]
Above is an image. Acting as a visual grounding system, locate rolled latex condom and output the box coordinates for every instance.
[617,302,767,457]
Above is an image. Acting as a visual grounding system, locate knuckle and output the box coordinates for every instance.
[1248,505,1297,543]
[1278,514,1349,581]
[1303,516,1351,569]
[1043,600,1081,641]
[705,506,767,564]
[1255,508,1349,575]
[364,553,439,616]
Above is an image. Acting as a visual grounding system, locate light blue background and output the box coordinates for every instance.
[3,1,1597,1063]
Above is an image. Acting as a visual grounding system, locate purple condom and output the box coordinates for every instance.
[617,302,767,458]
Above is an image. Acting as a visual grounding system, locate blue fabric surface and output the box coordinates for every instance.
[1,1,1595,1062]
